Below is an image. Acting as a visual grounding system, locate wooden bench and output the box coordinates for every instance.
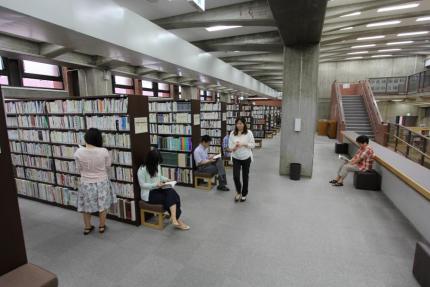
[194,171,217,191]
[139,201,166,230]
[0,263,58,287]
[255,139,263,148]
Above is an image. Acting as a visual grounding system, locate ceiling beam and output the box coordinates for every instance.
[154,0,275,29]
[39,43,70,58]
[222,52,282,63]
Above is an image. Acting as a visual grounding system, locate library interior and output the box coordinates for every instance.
[1,0,430,286]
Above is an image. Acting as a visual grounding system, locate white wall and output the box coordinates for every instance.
[377,101,420,123]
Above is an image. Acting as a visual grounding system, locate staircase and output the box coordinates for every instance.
[342,95,374,139]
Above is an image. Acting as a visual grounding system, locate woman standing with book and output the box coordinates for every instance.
[138,149,190,230]
[74,128,116,235]
[229,117,255,202]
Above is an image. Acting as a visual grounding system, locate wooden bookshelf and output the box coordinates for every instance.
[4,95,150,226]
[200,102,226,156]
[251,105,267,139]
[226,103,240,133]
[148,99,200,187]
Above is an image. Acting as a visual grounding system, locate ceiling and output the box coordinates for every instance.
[118,0,430,93]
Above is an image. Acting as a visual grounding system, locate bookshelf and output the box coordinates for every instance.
[5,95,150,226]
[226,103,240,133]
[239,103,253,133]
[148,99,200,187]
[251,105,267,139]
[200,102,226,156]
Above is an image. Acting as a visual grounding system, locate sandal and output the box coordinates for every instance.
[332,182,343,187]
[83,225,94,235]
[240,196,247,202]
[99,225,107,233]
[329,180,338,184]
[175,223,190,231]
[234,193,241,202]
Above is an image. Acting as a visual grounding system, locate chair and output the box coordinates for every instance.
[194,171,217,191]
[353,170,381,191]
[139,201,166,230]
[0,263,58,287]
[255,139,263,148]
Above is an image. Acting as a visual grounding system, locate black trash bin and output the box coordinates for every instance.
[290,163,301,180]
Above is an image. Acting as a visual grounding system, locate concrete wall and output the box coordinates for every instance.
[318,56,426,118]
[376,101,420,123]
[1,86,68,99]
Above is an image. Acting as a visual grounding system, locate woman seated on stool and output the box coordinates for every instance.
[137,149,190,230]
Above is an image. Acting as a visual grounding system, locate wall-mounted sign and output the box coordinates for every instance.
[187,0,205,11]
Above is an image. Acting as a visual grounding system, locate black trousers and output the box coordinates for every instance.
[233,157,251,196]
[148,188,181,219]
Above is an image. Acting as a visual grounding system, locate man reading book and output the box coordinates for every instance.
[194,135,230,191]
[330,135,375,187]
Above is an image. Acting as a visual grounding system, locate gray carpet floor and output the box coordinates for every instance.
[19,135,421,287]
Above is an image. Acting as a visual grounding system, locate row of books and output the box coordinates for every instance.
[201,102,221,111]
[55,159,78,174]
[113,167,133,183]
[227,111,239,118]
[13,116,49,128]
[155,124,192,135]
[200,112,220,120]
[51,131,86,145]
[5,101,45,114]
[111,182,134,199]
[240,111,251,117]
[110,150,132,166]
[148,102,191,112]
[253,124,265,130]
[207,146,222,154]
[152,136,193,152]
[102,133,131,148]
[161,167,193,185]
[6,116,18,127]
[201,129,221,137]
[21,155,53,170]
[46,98,128,114]
[149,113,191,124]
[160,151,193,168]
[50,116,85,130]
[201,120,221,128]
[254,131,265,138]
[108,198,136,221]
[242,105,252,111]
[53,145,75,159]
[56,173,79,189]
[25,168,56,184]
[227,104,239,111]
[86,115,129,131]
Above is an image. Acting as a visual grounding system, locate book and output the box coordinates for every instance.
[338,154,350,162]
[212,153,222,160]
[162,181,177,189]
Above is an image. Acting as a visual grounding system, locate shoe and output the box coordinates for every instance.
[329,180,338,184]
[83,225,94,235]
[217,185,230,191]
[99,225,107,233]
[240,196,247,202]
[332,182,343,187]
[234,193,241,202]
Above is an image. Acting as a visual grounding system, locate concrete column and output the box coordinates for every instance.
[78,68,113,97]
[279,45,319,177]
[181,86,198,100]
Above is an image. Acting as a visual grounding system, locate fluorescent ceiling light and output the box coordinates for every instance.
[378,48,401,52]
[351,44,376,48]
[347,51,368,55]
[397,31,429,36]
[366,20,401,27]
[340,11,361,17]
[417,16,430,21]
[346,56,364,60]
[357,35,385,41]
[377,3,419,12]
[386,41,414,45]
[371,54,392,58]
[340,26,353,30]
[206,25,242,32]
[391,99,404,102]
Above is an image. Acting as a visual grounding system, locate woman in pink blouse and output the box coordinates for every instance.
[74,128,116,235]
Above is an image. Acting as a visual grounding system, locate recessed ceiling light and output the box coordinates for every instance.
[340,11,361,17]
[417,16,430,21]
[391,99,404,102]
[378,48,401,52]
[234,51,240,53]
[397,31,429,37]
[345,56,364,60]
[340,26,354,30]
[351,44,376,49]
[371,54,392,58]
[347,51,368,55]
[366,20,401,27]
[206,25,242,32]
[377,3,419,12]
[387,41,414,45]
[357,35,385,41]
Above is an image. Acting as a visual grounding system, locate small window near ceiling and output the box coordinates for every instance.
[0,57,8,85]
[22,60,64,89]
[114,75,133,86]
[113,75,134,95]
[142,90,154,97]
[142,80,153,89]
[158,82,170,91]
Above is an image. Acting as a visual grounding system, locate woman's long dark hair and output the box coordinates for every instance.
[145,149,163,177]
[234,117,248,136]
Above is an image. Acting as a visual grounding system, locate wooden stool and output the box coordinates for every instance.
[194,171,217,191]
[266,132,273,139]
[139,201,166,230]
[272,130,277,136]
[223,156,232,168]
[255,139,263,148]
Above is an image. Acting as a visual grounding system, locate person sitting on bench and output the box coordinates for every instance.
[330,135,374,187]
[193,135,230,191]
[138,149,190,230]
[223,130,232,158]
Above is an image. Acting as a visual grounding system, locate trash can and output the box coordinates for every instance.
[290,163,301,180]
[317,119,328,136]
[327,120,337,139]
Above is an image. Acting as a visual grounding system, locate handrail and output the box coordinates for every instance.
[343,131,430,201]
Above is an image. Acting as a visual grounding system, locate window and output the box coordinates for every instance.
[200,90,214,101]
[0,57,9,86]
[21,60,64,89]
[178,85,182,99]
[140,80,170,97]
[113,75,135,95]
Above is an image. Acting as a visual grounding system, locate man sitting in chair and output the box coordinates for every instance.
[194,135,230,191]
[330,135,374,187]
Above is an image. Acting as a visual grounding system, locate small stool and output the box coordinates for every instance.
[223,156,232,167]
[413,241,430,287]
[0,263,58,287]
[272,130,277,136]
[194,171,217,191]
[139,201,166,230]
[255,139,263,148]
[266,132,273,139]
[353,170,381,191]
[335,143,348,154]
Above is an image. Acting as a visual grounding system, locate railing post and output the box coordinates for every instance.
[406,130,412,158]
[395,124,399,152]
[422,138,427,166]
